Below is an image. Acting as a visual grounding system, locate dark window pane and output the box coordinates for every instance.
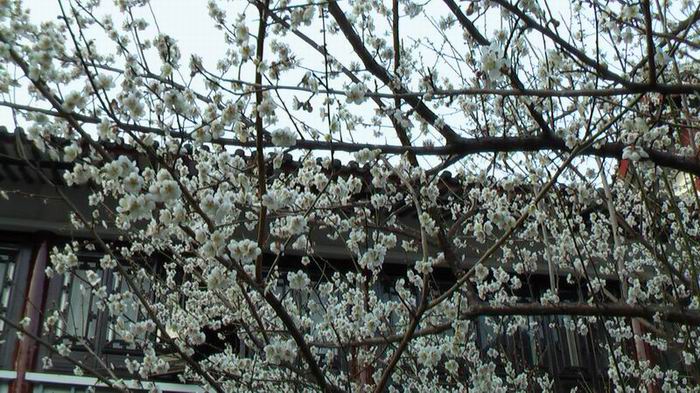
[0,247,18,335]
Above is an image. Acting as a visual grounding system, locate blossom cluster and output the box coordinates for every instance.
[1,0,700,391]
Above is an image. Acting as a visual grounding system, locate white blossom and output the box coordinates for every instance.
[227,239,261,264]
[345,82,367,104]
[287,270,310,290]
[622,145,649,162]
[271,127,296,147]
[480,43,506,81]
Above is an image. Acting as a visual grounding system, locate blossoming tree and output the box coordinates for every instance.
[1,0,700,391]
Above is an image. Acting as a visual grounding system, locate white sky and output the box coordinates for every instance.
[2,1,223,125]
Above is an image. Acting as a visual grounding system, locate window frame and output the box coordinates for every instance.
[0,240,34,370]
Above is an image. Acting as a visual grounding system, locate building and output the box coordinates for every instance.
[0,126,690,392]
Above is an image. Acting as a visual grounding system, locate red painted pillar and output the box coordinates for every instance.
[12,240,48,393]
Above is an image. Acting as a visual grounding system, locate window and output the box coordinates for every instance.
[477,316,498,352]
[41,250,164,375]
[0,243,32,369]
[104,272,152,351]
[477,315,541,369]
[561,316,581,368]
[544,316,583,369]
[0,246,18,335]
[55,266,104,345]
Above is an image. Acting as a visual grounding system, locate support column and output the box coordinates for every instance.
[12,239,48,393]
